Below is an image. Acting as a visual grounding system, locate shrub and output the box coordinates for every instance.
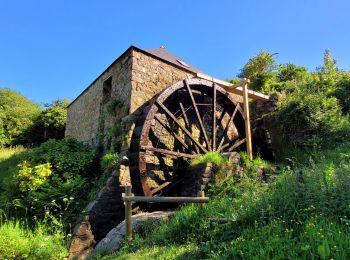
[276,92,350,150]
[101,152,118,173]
[1,138,97,227]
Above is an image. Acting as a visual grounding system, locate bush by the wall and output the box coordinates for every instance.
[1,138,97,227]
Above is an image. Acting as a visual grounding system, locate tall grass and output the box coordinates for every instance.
[0,220,68,259]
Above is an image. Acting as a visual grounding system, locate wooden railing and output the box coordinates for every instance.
[122,186,209,240]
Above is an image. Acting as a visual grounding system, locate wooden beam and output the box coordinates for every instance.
[184,80,211,150]
[123,196,209,203]
[212,83,217,150]
[141,145,197,159]
[196,73,270,101]
[243,82,253,160]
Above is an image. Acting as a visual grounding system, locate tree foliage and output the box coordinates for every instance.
[0,88,69,147]
[238,51,278,92]
[0,89,41,147]
[237,49,350,152]
[23,99,68,145]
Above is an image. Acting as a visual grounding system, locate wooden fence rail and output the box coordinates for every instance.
[122,186,209,240]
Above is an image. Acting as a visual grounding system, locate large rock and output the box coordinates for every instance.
[94,211,175,254]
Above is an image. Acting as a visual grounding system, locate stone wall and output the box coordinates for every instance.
[129,49,195,114]
[65,49,133,148]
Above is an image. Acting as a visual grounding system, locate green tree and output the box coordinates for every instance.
[0,89,41,147]
[38,99,68,140]
[278,63,308,82]
[238,51,278,92]
[319,49,338,73]
[20,99,69,145]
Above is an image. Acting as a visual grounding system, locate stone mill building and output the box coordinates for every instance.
[65,45,272,258]
[66,45,209,150]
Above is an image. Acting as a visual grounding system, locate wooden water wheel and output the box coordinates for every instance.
[129,78,247,196]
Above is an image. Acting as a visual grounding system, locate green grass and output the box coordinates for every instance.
[191,151,228,167]
[0,220,68,259]
[99,144,350,259]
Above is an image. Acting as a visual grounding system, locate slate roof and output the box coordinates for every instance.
[142,47,203,74]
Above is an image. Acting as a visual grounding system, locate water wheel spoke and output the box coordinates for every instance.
[156,100,208,153]
[217,104,241,151]
[220,138,246,152]
[150,181,172,195]
[179,102,200,154]
[154,114,191,151]
[184,80,211,150]
[141,145,197,159]
[215,107,227,132]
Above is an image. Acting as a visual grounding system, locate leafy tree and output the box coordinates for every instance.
[238,51,278,92]
[319,49,338,73]
[16,99,69,146]
[278,63,308,82]
[37,99,68,140]
[0,89,41,147]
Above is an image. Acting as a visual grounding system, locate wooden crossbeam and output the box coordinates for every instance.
[196,73,270,101]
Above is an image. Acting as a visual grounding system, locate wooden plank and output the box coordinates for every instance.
[243,82,253,160]
[184,80,211,150]
[123,196,209,203]
[141,145,197,159]
[156,100,208,153]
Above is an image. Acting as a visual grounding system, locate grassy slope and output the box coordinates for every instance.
[0,220,68,259]
[0,148,69,259]
[97,143,350,259]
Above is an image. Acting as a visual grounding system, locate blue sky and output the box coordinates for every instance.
[0,0,349,104]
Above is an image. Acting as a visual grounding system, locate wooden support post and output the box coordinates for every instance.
[242,79,253,160]
[200,190,205,209]
[124,185,132,240]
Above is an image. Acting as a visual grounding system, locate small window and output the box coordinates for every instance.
[102,76,112,104]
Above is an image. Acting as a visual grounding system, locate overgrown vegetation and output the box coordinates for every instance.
[0,138,98,229]
[100,144,350,259]
[0,220,67,259]
[238,49,350,152]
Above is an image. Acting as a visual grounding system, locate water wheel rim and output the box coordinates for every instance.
[132,77,246,196]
